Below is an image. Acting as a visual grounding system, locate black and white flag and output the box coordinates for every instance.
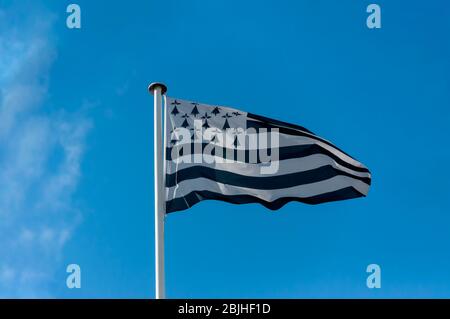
[165,97,371,214]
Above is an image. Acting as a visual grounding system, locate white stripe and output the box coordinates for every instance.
[166,154,371,179]
[166,175,370,202]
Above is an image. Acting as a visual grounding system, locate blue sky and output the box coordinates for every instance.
[0,0,449,298]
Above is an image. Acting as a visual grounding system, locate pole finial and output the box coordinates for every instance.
[148,82,167,95]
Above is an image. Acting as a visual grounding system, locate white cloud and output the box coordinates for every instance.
[0,7,91,297]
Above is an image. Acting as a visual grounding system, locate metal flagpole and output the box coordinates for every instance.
[148,82,167,299]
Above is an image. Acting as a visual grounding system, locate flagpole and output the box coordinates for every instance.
[148,82,167,299]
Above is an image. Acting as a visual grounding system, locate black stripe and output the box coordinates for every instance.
[166,165,370,189]
[246,120,354,158]
[247,113,315,134]
[166,143,370,173]
[166,187,365,213]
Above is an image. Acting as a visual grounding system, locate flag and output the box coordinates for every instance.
[165,97,371,214]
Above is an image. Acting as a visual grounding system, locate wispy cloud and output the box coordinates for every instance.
[0,6,91,297]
